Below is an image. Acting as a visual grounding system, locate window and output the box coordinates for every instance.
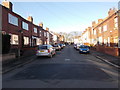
[107,37,110,46]
[8,13,18,26]
[98,27,102,33]
[11,34,19,45]
[34,27,37,33]
[104,39,107,45]
[47,32,49,38]
[39,31,41,36]
[94,30,96,35]
[24,37,29,45]
[44,32,46,37]
[99,37,102,45]
[114,17,118,29]
[22,21,28,30]
[103,25,107,32]
[37,38,42,45]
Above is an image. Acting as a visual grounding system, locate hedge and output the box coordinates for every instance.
[2,34,11,54]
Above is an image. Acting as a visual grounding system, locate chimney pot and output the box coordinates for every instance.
[2,0,13,11]
[46,27,49,31]
[39,22,43,28]
[98,19,103,23]
[27,16,33,23]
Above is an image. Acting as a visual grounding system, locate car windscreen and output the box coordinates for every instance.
[38,46,48,49]
[80,46,89,48]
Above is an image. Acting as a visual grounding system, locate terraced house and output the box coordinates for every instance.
[1,1,53,56]
[81,8,120,56]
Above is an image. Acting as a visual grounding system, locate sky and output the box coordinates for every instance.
[1,1,119,33]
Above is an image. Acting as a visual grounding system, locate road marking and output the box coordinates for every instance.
[65,59,70,61]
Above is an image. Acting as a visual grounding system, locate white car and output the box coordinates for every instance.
[36,45,56,58]
[76,44,81,50]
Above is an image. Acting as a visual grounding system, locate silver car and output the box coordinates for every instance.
[36,45,56,58]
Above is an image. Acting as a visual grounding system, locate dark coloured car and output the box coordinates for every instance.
[52,44,61,51]
[79,45,90,54]
[58,44,64,49]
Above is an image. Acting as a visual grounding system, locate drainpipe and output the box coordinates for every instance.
[118,2,120,56]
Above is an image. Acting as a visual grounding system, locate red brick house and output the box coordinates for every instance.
[1,1,53,56]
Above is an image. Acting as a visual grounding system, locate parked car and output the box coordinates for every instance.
[58,44,64,49]
[74,44,77,49]
[63,44,66,47]
[79,45,90,54]
[76,43,81,50]
[36,45,56,58]
[52,44,61,51]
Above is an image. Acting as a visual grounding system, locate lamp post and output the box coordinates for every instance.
[18,29,23,57]
[118,5,120,48]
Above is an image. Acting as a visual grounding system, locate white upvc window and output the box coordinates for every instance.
[107,37,110,46]
[94,30,96,35]
[44,32,46,37]
[34,27,37,33]
[114,37,118,44]
[37,38,42,45]
[104,39,107,45]
[39,31,41,36]
[24,36,29,45]
[103,25,107,32]
[99,27,102,33]
[11,34,19,45]
[22,21,28,30]
[47,32,49,38]
[99,36,102,45]
[114,17,118,29]
[8,13,18,26]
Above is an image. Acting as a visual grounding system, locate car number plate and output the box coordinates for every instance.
[40,51,44,52]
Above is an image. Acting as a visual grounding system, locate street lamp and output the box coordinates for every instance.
[18,29,23,57]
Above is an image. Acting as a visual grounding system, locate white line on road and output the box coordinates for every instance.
[65,59,70,61]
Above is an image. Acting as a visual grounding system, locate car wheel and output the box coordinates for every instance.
[49,54,52,58]
[54,52,56,55]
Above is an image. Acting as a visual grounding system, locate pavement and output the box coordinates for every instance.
[91,50,120,69]
[2,55,36,74]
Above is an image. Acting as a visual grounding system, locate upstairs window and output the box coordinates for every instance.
[39,31,41,36]
[34,27,37,33]
[98,27,102,33]
[114,17,118,29]
[94,30,96,35]
[8,13,18,26]
[47,32,49,38]
[22,21,28,30]
[103,25,107,32]
[44,32,46,37]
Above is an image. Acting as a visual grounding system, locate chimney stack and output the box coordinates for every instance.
[46,27,49,31]
[108,8,116,16]
[39,22,43,28]
[27,16,33,23]
[2,0,13,11]
[98,19,103,23]
[92,21,96,27]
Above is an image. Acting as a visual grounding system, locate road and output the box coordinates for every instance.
[3,45,119,88]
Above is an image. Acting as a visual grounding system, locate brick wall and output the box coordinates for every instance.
[96,45,119,56]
